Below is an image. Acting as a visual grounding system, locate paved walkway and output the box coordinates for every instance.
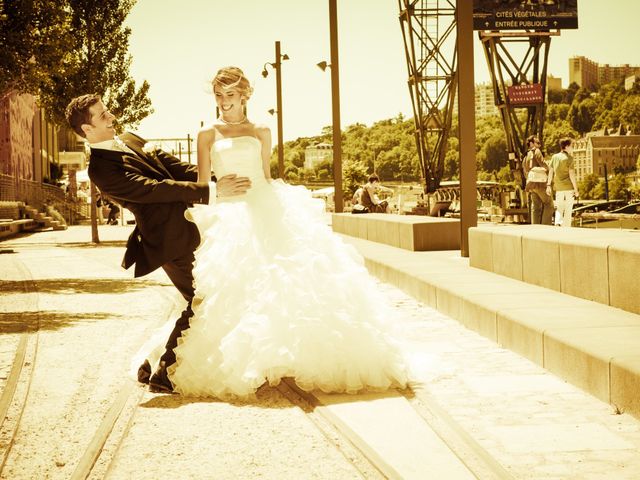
[1,226,640,479]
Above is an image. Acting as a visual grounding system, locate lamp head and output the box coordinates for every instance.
[316,61,328,72]
[282,54,290,61]
[261,68,269,78]
[268,108,276,115]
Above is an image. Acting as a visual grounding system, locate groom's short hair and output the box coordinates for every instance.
[65,94,101,137]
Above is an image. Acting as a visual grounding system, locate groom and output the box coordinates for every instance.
[65,94,251,392]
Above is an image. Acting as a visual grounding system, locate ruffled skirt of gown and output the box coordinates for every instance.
[165,180,407,398]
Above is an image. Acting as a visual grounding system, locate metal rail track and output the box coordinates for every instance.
[0,258,40,476]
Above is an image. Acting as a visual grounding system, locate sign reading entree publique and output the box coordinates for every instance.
[473,0,578,31]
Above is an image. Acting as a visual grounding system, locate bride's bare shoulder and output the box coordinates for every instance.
[197,125,218,144]
[253,124,272,143]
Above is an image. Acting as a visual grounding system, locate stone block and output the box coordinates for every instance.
[460,300,499,341]
[610,356,640,419]
[608,239,640,315]
[398,222,415,250]
[344,215,358,237]
[522,234,561,291]
[543,326,640,404]
[355,215,375,241]
[496,305,640,368]
[468,227,493,272]
[559,238,609,305]
[331,214,345,234]
[413,219,460,251]
[435,285,463,321]
[491,230,523,280]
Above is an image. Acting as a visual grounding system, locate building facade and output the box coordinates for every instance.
[569,56,640,89]
[304,143,332,170]
[474,83,499,118]
[572,128,640,183]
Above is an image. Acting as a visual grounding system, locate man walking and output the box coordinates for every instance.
[548,137,579,227]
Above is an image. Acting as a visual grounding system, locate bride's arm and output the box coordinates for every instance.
[197,128,214,183]
[256,126,272,180]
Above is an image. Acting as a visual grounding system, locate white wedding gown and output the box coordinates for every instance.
[162,136,408,398]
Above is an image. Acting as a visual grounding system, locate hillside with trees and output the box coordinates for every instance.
[275,77,640,200]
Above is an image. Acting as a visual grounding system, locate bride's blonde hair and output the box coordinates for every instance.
[212,66,253,100]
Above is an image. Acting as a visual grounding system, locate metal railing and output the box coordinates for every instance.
[0,173,87,224]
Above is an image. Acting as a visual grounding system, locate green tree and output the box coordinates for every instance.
[608,173,629,200]
[620,96,640,135]
[562,82,580,104]
[578,173,605,200]
[481,133,508,173]
[343,159,367,197]
[568,97,597,134]
[37,0,152,129]
[546,103,570,123]
[316,159,332,181]
[543,120,578,154]
[496,164,513,184]
[0,0,69,98]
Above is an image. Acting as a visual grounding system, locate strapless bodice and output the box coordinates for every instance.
[211,136,268,192]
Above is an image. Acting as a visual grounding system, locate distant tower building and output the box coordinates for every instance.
[569,56,640,89]
[474,83,498,118]
[304,143,333,170]
[546,74,562,92]
[569,56,598,89]
[598,63,640,86]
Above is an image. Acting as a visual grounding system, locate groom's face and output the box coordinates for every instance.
[82,100,116,143]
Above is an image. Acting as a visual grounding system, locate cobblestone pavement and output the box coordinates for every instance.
[1,226,639,479]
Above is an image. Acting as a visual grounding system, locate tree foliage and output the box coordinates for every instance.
[270,77,640,195]
[1,0,152,131]
[0,0,69,99]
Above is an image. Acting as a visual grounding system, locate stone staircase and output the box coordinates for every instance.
[0,201,67,239]
[332,214,640,420]
[23,204,67,231]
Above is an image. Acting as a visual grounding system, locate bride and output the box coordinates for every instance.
[156,66,408,398]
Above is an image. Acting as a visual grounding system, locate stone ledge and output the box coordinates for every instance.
[469,224,640,315]
[332,213,460,251]
[339,234,640,420]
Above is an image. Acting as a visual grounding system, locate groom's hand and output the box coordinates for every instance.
[216,174,251,197]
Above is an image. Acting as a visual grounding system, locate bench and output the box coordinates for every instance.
[332,213,460,251]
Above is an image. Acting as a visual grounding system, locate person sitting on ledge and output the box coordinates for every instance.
[361,174,390,213]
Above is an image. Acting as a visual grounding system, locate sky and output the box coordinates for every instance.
[125,0,640,145]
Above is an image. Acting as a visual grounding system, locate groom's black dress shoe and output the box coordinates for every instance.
[149,361,175,393]
[137,359,151,385]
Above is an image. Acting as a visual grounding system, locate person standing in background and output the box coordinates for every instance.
[548,138,579,227]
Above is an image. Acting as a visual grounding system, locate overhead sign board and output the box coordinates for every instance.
[508,83,544,105]
[473,0,578,31]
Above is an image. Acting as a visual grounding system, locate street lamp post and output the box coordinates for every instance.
[316,0,343,212]
[262,41,289,179]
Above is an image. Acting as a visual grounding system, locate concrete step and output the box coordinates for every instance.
[469,224,640,315]
[338,234,640,420]
[333,212,460,251]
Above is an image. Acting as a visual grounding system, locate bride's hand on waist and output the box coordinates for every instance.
[216,174,252,197]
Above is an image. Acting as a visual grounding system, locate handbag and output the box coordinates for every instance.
[351,204,369,214]
[526,166,548,184]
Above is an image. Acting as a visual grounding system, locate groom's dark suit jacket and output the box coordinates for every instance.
[88,132,210,277]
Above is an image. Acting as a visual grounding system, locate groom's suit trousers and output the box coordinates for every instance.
[160,251,196,365]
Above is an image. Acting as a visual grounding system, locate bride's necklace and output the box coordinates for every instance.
[219,115,247,125]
